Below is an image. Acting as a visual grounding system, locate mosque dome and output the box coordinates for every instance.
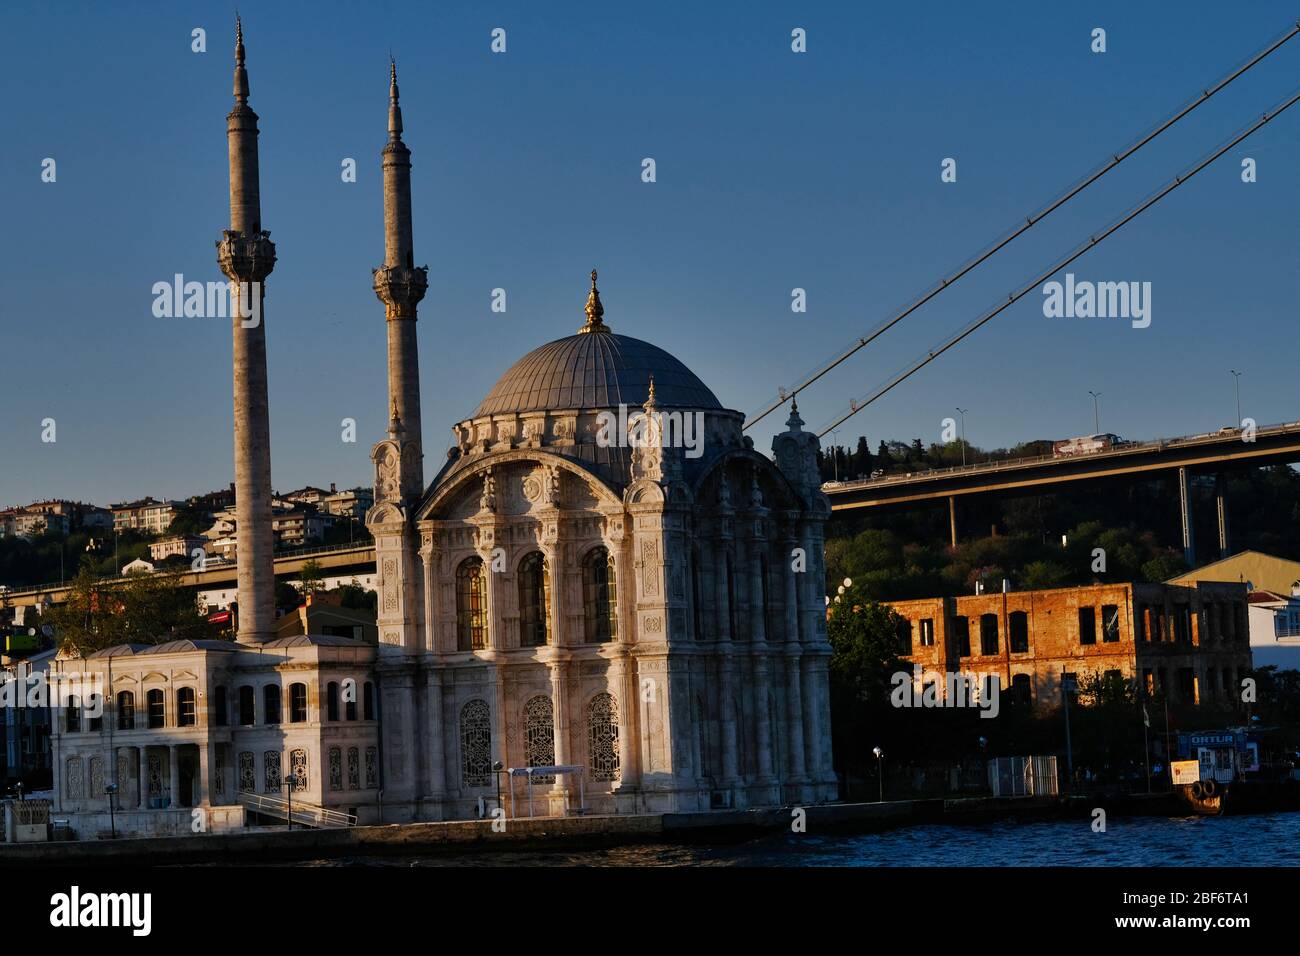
[472,271,722,418]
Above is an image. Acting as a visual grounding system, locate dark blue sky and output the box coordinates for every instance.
[3,0,1298,507]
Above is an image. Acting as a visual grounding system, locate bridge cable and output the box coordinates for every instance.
[815,86,1300,438]
[743,20,1300,432]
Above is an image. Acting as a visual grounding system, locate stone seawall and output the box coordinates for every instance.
[0,793,1178,865]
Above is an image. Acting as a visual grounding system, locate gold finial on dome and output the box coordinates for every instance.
[579,268,610,334]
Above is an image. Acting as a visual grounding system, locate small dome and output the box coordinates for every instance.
[473,330,722,418]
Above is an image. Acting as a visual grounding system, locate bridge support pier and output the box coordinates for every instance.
[1215,473,1231,559]
[1178,467,1196,569]
[948,495,958,549]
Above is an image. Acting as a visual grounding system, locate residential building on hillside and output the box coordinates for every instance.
[111,498,183,534]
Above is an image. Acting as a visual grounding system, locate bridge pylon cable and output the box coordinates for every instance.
[815,86,1300,438]
[743,20,1300,433]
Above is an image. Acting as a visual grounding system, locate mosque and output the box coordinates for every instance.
[47,21,836,836]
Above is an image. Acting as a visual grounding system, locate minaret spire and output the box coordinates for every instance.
[234,16,249,105]
[372,59,428,500]
[216,16,277,643]
[388,58,403,143]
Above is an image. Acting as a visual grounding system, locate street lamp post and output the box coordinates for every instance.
[872,746,884,803]
[955,408,968,466]
[1230,370,1242,427]
[281,773,300,829]
[105,782,118,839]
[1088,391,1102,435]
[1062,674,1077,794]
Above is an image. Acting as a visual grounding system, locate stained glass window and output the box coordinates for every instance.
[290,749,308,792]
[457,557,488,650]
[329,747,343,791]
[583,547,617,644]
[523,695,555,784]
[364,746,377,789]
[588,692,620,782]
[264,750,281,792]
[347,747,360,790]
[239,751,255,792]
[460,699,492,787]
[518,552,550,647]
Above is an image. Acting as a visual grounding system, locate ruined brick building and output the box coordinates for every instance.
[886,581,1253,707]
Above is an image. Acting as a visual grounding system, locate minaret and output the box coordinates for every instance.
[372,59,428,499]
[216,17,277,643]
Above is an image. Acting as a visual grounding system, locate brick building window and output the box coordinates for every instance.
[979,614,998,655]
[897,619,913,655]
[1078,607,1096,645]
[1011,673,1032,705]
[919,619,935,648]
[952,616,970,657]
[1009,611,1029,653]
[1102,605,1120,643]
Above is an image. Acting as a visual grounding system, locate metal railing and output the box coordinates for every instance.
[235,790,356,829]
[823,420,1300,493]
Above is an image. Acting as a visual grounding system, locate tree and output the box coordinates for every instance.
[297,559,325,597]
[45,566,216,657]
[851,436,873,479]
[826,588,909,708]
[166,506,209,537]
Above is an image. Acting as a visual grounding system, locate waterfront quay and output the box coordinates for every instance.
[0,792,1180,866]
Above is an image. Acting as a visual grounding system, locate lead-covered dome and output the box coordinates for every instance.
[472,270,721,417]
[474,330,721,417]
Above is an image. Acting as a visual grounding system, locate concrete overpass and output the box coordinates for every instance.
[824,420,1300,563]
[0,541,376,608]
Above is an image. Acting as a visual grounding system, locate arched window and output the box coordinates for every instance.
[523,695,556,784]
[263,685,281,725]
[289,683,307,723]
[66,756,84,800]
[65,696,81,733]
[117,691,135,730]
[326,682,340,722]
[87,696,103,733]
[587,692,620,782]
[456,557,488,651]
[177,687,197,727]
[459,699,492,788]
[238,685,255,726]
[345,679,357,721]
[582,546,617,644]
[691,547,704,641]
[264,751,281,792]
[214,687,228,726]
[518,552,550,647]
[328,747,343,791]
[146,689,165,729]
[289,749,308,792]
[363,681,376,721]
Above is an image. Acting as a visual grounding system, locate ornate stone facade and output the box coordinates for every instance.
[369,223,838,819]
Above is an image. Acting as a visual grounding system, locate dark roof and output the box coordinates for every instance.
[473,331,721,417]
